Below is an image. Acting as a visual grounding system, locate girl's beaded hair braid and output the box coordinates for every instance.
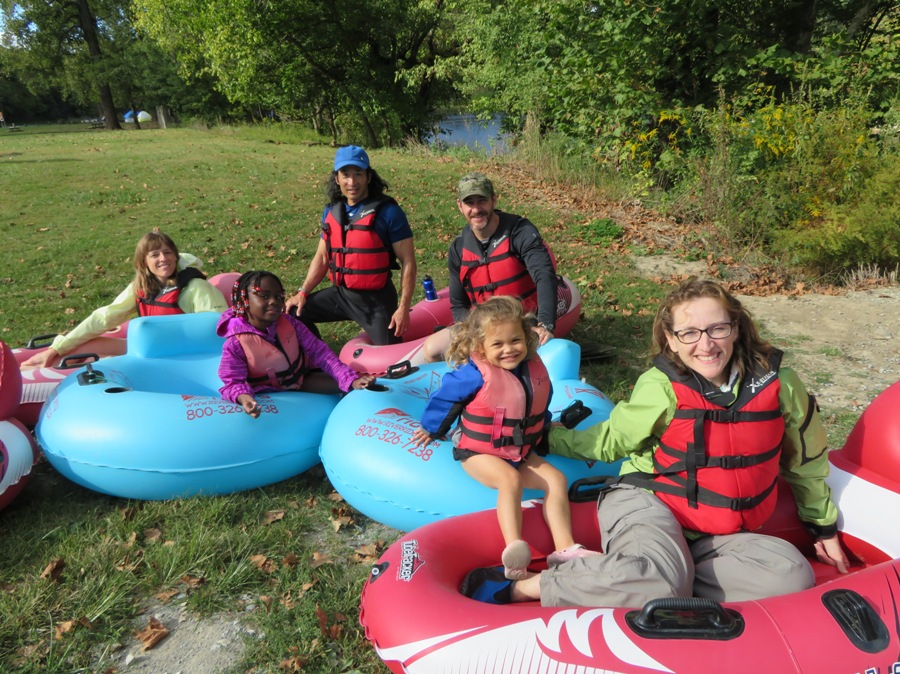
[231,270,284,319]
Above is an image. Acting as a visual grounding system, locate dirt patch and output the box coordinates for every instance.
[739,288,899,412]
[109,599,258,673]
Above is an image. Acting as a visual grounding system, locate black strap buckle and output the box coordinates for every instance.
[717,455,747,469]
[560,400,592,429]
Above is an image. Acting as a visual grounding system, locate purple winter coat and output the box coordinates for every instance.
[216,309,359,403]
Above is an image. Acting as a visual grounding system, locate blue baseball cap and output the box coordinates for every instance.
[333,145,370,171]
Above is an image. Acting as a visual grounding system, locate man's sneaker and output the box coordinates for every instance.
[501,539,532,580]
[460,566,513,604]
[547,544,602,567]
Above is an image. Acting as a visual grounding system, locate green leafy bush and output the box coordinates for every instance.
[783,162,900,272]
[671,98,895,273]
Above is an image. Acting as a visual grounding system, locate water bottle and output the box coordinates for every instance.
[422,275,438,302]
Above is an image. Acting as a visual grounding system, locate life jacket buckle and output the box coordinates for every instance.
[512,423,526,446]
[708,409,738,423]
[729,495,755,511]
[718,455,747,469]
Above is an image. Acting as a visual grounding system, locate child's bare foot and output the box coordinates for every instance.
[501,540,531,580]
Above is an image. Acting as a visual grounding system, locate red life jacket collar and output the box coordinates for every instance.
[136,267,206,317]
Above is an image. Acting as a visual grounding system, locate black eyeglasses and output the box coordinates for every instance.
[671,321,735,344]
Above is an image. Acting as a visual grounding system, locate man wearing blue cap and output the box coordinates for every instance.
[287,145,416,345]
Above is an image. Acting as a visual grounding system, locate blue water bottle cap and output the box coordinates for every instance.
[422,275,438,302]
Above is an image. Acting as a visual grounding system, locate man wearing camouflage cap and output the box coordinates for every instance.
[419,172,559,362]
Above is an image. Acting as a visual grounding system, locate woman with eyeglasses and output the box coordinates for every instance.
[461,277,849,607]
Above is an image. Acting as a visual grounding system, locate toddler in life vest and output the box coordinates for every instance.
[411,296,599,579]
[217,271,374,417]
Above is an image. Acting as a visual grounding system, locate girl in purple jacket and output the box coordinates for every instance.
[217,271,373,418]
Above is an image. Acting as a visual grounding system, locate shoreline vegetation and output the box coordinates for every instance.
[0,125,896,672]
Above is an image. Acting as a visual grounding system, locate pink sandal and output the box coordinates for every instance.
[547,544,602,567]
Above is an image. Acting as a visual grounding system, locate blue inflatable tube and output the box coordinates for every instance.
[319,339,622,532]
[36,313,340,500]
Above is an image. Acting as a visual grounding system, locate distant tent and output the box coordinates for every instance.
[123,110,152,123]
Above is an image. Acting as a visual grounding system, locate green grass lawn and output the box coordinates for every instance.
[0,124,826,672]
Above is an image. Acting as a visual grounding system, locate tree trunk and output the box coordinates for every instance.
[327,106,339,146]
[782,0,818,54]
[130,104,142,130]
[352,102,379,147]
[74,0,121,130]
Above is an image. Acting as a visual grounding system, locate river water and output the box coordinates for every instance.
[431,114,510,153]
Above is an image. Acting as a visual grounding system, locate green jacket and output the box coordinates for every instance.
[549,366,838,533]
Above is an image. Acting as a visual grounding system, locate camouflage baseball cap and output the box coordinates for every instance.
[457,172,494,201]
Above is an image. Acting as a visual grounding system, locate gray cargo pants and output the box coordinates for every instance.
[539,484,814,607]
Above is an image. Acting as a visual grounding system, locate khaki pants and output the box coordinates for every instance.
[540,484,814,607]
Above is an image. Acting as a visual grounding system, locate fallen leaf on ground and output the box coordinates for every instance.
[330,505,354,531]
[354,543,381,564]
[115,550,144,572]
[251,554,277,574]
[155,588,179,603]
[279,647,308,672]
[135,617,168,651]
[310,551,333,568]
[40,559,65,582]
[54,620,77,640]
[260,510,286,526]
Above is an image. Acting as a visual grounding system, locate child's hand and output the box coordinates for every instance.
[351,374,376,390]
[410,428,434,447]
[237,394,261,418]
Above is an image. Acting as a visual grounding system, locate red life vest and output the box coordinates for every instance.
[458,214,556,314]
[136,267,206,317]
[457,353,551,461]
[627,352,786,535]
[323,197,395,290]
[235,315,307,390]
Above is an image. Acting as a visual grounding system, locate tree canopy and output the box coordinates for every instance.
[2,0,897,153]
[459,0,898,155]
[131,0,463,144]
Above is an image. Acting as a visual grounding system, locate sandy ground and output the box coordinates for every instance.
[108,599,259,674]
[739,287,899,413]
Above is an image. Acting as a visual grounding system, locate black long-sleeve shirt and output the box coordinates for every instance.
[447,210,558,328]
